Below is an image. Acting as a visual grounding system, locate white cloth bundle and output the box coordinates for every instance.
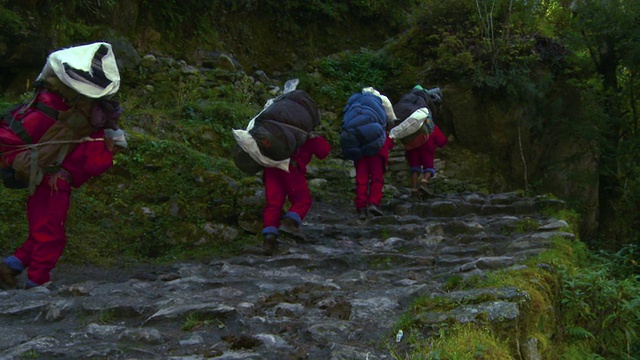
[37,42,120,98]
[389,108,431,139]
[232,101,290,172]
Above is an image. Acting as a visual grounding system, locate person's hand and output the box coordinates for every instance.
[105,137,115,152]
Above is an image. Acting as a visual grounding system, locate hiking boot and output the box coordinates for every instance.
[263,234,279,256]
[367,204,383,217]
[279,217,300,234]
[357,208,367,221]
[280,218,308,242]
[0,263,19,290]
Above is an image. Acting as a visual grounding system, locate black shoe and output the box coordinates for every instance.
[357,208,367,220]
[0,263,19,290]
[367,204,383,217]
[263,234,279,256]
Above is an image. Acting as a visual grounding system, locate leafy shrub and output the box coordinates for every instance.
[0,7,27,35]
[299,48,400,111]
[558,253,640,359]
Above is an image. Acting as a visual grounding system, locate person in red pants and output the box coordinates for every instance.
[0,128,127,289]
[262,135,331,255]
[406,125,448,193]
[355,135,395,220]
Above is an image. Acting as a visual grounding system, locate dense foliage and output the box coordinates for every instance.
[384,0,640,251]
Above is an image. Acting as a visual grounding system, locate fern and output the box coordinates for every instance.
[565,326,595,340]
[558,254,640,359]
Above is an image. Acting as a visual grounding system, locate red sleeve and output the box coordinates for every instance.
[432,126,448,148]
[61,131,114,187]
[385,135,395,151]
[310,136,331,160]
[289,135,331,173]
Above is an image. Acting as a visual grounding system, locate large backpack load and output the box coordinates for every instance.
[339,87,396,162]
[390,85,442,150]
[250,89,319,161]
[0,42,122,192]
[232,79,320,174]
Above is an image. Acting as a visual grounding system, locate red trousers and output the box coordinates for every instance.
[14,175,71,285]
[262,166,311,233]
[355,155,385,209]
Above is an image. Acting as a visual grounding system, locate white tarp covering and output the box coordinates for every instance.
[389,107,431,139]
[232,94,291,172]
[37,42,120,98]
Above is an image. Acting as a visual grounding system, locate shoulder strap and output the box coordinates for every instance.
[4,100,61,145]
[7,117,33,144]
[33,102,60,121]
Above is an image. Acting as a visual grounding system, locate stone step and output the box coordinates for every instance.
[0,193,567,359]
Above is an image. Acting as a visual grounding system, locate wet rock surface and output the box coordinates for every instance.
[0,189,569,359]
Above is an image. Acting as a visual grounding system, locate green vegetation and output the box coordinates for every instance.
[181,313,226,331]
[423,323,513,360]
[17,349,39,359]
[96,308,118,325]
[387,0,640,251]
[1,1,640,357]
[368,256,393,270]
[388,220,640,359]
[299,49,401,110]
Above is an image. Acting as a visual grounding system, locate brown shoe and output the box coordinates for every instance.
[279,217,300,233]
[263,234,279,256]
[0,263,19,290]
[279,218,308,242]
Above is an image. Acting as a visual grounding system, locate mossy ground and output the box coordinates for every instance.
[386,206,640,360]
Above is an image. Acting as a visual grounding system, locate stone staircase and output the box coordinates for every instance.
[0,188,571,359]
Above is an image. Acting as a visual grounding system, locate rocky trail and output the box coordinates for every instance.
[0,187,571,359]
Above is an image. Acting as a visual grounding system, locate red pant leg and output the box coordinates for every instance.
[405,147,422,168]
[15,176,70,285]
[354,158,371,209]
[285,167,312,221]
[12,237,34,268]
[263,168,287,230]
[368,156,385,206]
[405,143,430,174]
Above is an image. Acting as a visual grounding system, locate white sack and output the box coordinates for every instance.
[37,42,120,98]
[389,108,430,139]
[232,129,290,172]
[231,99,287,172]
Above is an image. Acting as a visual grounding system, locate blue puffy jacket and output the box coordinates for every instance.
[339,92,387,162]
